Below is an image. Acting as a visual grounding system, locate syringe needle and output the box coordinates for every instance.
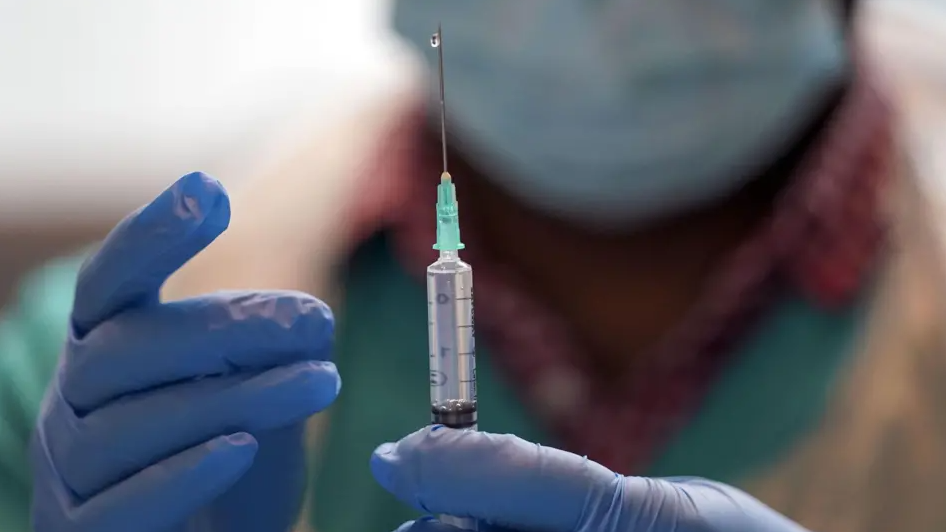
[430,23,463,254]
[431,23,448,175]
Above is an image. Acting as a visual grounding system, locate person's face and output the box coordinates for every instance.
[392,0,850,230]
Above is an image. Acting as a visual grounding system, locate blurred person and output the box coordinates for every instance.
[2,1,946,532]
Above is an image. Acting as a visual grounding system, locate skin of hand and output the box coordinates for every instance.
[30,172,341,532]
[371,427,811,532]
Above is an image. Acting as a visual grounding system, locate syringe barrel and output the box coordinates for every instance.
[426,251,477,430]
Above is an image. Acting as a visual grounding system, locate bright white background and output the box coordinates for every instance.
[0,0,413,224]
[0,0,943,225]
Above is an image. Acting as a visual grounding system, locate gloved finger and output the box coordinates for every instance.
[371,427,624,532]
[40,433,258,532]
[71,172,229,336]
[63,290,334,412]
[50,360,339,500]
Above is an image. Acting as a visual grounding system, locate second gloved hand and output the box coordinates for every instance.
[371,427,811,532]
[30,172,340,532]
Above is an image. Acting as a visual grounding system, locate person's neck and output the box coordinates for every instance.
[447,78,851,377]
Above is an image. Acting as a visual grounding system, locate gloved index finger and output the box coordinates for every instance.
[71,172,230,336]
[63,291,335,412]
[371,428,623,532]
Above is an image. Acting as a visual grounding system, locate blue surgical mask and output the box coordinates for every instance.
[393,0,849,229]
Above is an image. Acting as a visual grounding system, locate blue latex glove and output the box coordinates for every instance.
[371,427,811,532]
[30,172,340,532]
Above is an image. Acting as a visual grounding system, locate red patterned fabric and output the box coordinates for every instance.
[376,67,895,473]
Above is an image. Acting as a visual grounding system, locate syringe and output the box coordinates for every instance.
[426,24,479,532]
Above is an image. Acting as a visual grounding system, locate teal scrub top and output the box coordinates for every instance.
[0,234,869,532]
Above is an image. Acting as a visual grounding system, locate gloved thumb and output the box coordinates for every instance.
[373,428,811,532]
[371,427,657,532]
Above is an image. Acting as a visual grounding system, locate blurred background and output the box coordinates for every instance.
[0,0,943,306]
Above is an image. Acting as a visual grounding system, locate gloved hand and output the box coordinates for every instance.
[30,172,340,532]
[371,427,811,532]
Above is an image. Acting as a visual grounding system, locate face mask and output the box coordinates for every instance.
[392,0,849,229]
